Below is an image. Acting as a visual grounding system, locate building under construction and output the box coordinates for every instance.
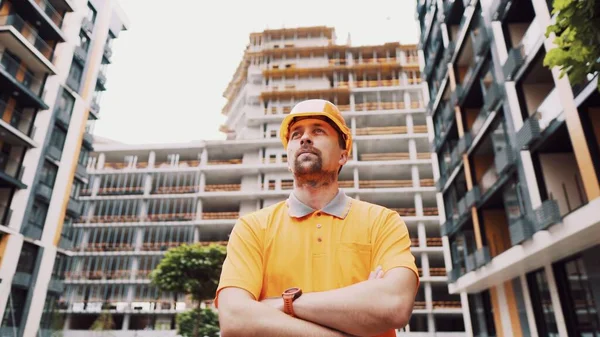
[60,26,468,336]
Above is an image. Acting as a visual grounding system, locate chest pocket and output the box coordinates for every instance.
[336,241,372,287]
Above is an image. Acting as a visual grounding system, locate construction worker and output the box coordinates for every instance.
[215,99,419,337]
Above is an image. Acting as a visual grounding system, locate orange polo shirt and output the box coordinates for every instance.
[215,190,419,336]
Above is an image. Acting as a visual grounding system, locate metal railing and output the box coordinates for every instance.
[0,15,53,60]
[0,51,44,96]
[0,99,34,137]
[33,0,64,27]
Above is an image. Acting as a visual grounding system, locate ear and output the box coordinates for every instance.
[338,149,349,166]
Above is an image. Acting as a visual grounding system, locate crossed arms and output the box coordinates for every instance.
[217,266,418,337]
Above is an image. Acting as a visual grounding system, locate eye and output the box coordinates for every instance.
[314,128,325,134]
[290,131,300,139]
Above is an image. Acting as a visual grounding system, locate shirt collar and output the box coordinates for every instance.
[286,189,352,219]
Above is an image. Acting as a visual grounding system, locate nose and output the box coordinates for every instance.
[300,132,313,146]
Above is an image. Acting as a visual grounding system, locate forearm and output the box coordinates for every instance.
[293,278,409,336]
[219,298,352,337]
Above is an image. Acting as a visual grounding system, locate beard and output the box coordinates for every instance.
[292,146,336,187]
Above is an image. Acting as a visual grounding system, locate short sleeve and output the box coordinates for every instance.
[214,217,264,307]
[372,210,420,288]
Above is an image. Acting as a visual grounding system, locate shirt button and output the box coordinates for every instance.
[317,237,322,242]
[316,212,321,216]
[316,224,322,229]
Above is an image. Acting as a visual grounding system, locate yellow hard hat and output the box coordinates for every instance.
[280,99,352,155]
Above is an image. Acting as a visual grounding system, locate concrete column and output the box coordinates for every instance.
[196,199,203,220]
[97,152,105,169]
[414,194,424,219]
[353,168,359,189]
[122,313,131,330]
[0,234,24,321]
[352,142,358,162]
[417,222,427,247]
[200,149,208,166]
[545,264,569,337]
[404,92,411,110]
[143,174,152,196]
[412,165,420,188]
[460,291,474,337]
[148,150,155,168]
[350,93,355,111]
[520,274,540,337]
[406,114,414,134]
[22,246,58,337]
[350,117,356,137]
[199,172,206,192]
[409,139,417,160]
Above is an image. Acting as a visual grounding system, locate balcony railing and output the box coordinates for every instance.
[97,186,145,195]
[0,15,53,60]
[0,100,33,137]
[82,242,135,252]
[0,52,44,98]
[355,124,428,136]
[33,0,64,27]
[359,152,430,161]
[504,19,542,80]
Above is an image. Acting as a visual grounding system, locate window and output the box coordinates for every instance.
[39,162,58,188]
[468,291,497,336]
[29,202,48,229]
[49,127,67,151]
[78,30,90,51]
[16,242,38,274]
[554,252,600,336]
[71,181,81,199]
[67,60,84,91]
[527,268,560,336]
[55,89,75,121]
[78,148,89,166]
[86,2,97,23]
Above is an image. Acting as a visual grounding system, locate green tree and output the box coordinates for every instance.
[177,307,220,337]
[150,243,227,337]
[544,0,600,91]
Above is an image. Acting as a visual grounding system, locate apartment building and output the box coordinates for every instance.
[0,0,129,336]
[57,26,467,336]
[417,0,600,335]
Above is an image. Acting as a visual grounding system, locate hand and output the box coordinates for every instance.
[260,297,284,312]
[368,265,384,280]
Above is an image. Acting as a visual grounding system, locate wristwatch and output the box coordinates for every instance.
[282,287,302,317]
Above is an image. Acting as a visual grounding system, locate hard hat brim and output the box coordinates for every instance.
[279,111,352,154]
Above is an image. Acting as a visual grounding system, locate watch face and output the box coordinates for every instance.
[284,287,300,295]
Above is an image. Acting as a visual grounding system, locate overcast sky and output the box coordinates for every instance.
[93,0,419,145]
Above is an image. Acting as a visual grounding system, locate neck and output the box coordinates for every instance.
[293,173,339,210]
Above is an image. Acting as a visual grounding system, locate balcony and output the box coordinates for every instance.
[0,52,48,109]
[81,17,93,36]
[96,71,107,90]
[442,0,469,25]
[516,87,562,150]
[46,144,62,161]
[0,146,26,189]
[73,45,87,64]
[66,198,81,216]
[0,100,36,147]
[75,163,87,179]
[103,44,113,63]
[12,271,32,288]
[0,14,56,74]
[503,18,543,81]
[490,0,514,21]
[82,130,93,148]
[35,183,53,202]
[48,278,64,293]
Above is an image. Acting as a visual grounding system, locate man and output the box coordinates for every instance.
[215,99,419,337]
